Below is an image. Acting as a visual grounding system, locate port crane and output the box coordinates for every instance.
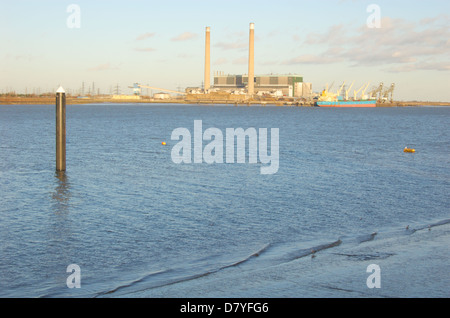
[381,83,395,103]
[337,82,346,97]
[344,81,354,100]
[360,82,371,100]
[325,81,334,92]
[353,83,366,100]
[130,83,187,96]
[322,81,335,96]
[369,82,384,101]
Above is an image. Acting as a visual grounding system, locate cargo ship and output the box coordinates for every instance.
[316,100,376,107]
[315,82,377,107]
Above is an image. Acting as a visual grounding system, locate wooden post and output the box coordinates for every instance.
[56,86,66,172]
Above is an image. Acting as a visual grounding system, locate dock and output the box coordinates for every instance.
[0,95,448,107]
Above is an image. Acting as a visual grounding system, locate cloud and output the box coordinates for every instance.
[419,14,450,26]
[259,60,279,66]
[214,41,247,50]
[214,57,228,65]
[292,34,301,42]
[178,53,194,58]
[171,32,197,41]
[134,47,156,52]
[387,61,450,73]
[136,32,156,41]
[267,30,281,38]
[232,57,247,65]
[87,63,118,71]
[289,16,450,72]
[283,54,343,65]
[304,24,347,45]
[14,54,36,62]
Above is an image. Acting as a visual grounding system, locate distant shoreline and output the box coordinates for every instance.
[0,96,449,107]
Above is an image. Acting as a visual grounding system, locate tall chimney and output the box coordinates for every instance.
[204,26,211,92]
[248,22,255,96]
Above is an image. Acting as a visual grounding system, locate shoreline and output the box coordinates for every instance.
[118,220,450,298]
[0,96,449,107]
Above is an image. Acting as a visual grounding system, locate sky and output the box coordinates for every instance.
[1,0,449,101]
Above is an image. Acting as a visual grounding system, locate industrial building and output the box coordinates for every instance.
[207,23,312,99]
[213,73,309,97]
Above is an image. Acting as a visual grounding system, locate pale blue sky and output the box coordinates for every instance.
[1,0,449,101]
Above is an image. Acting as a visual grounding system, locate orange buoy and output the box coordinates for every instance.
[404,147,415,153]
[162,142,166,146]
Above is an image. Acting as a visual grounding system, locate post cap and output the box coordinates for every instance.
[56,86,65,93]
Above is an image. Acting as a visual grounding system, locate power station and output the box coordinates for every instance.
[188,22,312,99]
[130,22,393,105]
[131,22,312,101]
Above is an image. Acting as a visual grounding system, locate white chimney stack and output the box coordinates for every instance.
[204,26,211,92]
[248,23,255,96]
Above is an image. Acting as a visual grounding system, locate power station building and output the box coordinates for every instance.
[186,23,313,99]
[213,73,308,97]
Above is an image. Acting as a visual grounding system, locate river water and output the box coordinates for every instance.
[0,104,449,298]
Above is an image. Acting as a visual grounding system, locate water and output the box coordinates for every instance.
[0,104,449,298]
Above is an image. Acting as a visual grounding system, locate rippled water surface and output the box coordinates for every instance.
[0,104,449,297]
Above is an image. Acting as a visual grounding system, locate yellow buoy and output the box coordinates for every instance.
[162,142,166,146]
[404,147,415,153]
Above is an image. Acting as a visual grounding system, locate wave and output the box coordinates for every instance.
[94,269,171,297]
[403,218,450,234]
[356,232,377,243]
[94,217,450,297]
[95,243,271,297]
[277,239,342,263]
[420,218,450,230]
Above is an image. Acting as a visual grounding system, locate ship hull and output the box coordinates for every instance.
[316,100,376,107]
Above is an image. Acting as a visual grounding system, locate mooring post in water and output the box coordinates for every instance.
[56,86,66,172]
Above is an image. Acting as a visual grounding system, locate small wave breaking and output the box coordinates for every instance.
[95,243,271,297]
[94,218,450,297]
